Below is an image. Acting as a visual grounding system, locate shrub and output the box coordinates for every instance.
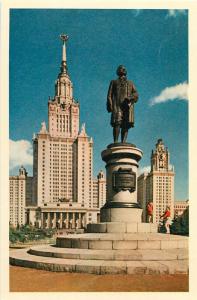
[9,225,56,244]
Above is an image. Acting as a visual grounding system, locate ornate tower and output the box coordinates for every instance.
[138,139,175,223]
[48,34,79,138]
[19,165,27,177]
[151,138,170,171]
[32,35,96,229]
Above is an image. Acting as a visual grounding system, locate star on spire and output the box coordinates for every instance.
[60,34,69,62]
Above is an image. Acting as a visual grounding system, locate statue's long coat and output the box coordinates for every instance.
[107,77,138,129]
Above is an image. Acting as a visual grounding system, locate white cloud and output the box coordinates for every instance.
[166,9,187,18]
[150,82,188,106]
[9,139,33,170]
[138,166,151,176]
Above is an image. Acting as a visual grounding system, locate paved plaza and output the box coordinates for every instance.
[10,266,189,292]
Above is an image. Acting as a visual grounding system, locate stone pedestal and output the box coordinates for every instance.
[100,143,143,223]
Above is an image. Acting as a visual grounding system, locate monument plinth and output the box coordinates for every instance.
[100,143,143,223]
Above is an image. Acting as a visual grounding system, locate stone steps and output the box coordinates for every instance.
[10,232,189,275]
[28,244,188,261]
[56,233,188,250]
[87,222,158,233]
[10,248,189,275]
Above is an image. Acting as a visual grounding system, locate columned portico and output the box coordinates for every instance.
[39,210,95,230]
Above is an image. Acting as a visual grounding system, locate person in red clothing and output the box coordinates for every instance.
[160,206,172,234]
[146,201,153,223]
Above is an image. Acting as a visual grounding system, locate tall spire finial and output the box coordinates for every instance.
[59,34,69,74]
[60,34,69,61]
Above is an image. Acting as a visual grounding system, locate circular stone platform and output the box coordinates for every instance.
[10,232,188,275]
[86,222,158,233]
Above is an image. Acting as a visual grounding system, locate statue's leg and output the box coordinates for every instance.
[113,125,120,143]
[121,127,128,143]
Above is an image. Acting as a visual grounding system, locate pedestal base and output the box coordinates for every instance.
[101,206,143,223]
[87,222,158,233]
[101,143,143,223]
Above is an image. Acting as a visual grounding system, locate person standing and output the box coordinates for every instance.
[146,201,153,223]
[160,206,172,234]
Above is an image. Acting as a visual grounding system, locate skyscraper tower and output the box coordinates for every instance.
[31,35,97,228]
[138,139,175,223]
[48,34,79,139]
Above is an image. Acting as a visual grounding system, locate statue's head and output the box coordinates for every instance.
[116,65,127,76]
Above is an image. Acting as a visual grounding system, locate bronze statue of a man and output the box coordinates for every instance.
[107,65,138,143]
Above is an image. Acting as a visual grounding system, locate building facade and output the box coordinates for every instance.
[24,35,106,229]
[93,170,107,209]
[9,166,33,227]
[137,172,149,222]
[174,200,189,217]
[138,139,175,223]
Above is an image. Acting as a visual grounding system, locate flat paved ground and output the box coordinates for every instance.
[10,266,189,292]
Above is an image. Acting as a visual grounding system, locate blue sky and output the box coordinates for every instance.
[9,9,188,200]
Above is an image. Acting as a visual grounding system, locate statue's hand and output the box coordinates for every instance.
[127,97,135,104]
[124,98,133,107]
[125,98,131,103]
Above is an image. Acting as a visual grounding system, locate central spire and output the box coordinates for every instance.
[60,34,69,74]
[54,34,73,101]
